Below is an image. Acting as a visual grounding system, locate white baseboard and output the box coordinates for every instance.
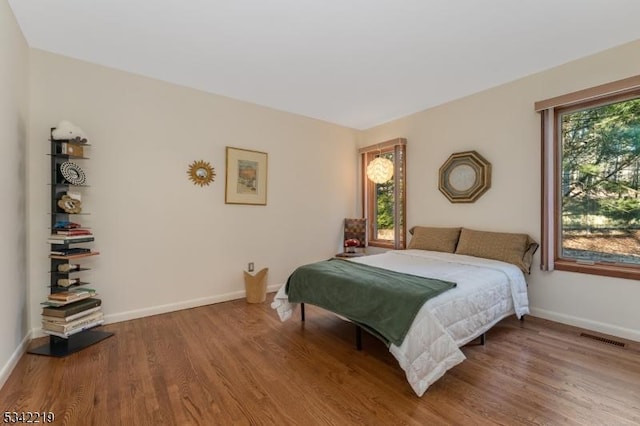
[104,291,246,324]
[530,307,640,343]
[0,331,31,390]
[31,284,285,338]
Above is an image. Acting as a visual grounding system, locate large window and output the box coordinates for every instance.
[537,76,640,279]
[360,139,406,249]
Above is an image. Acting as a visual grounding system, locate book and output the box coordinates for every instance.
[42,310,103,330]
[49,251,99,260]
[42,319,105,338]
[42,294,96,307]
[42,311,104,333]
[50,247,91,255]
[49,233,93,239]
[45,288,97,306]
[41,297,101,318]
[48,237,94,244]
[48,289,93,302]
[55,229,92,236]
[42,306,102,323]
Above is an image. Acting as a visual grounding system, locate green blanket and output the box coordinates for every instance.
[286,259,456,346]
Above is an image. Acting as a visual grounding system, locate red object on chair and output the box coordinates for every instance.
[344,238,360,253]
[343,218,367,254]
[344,238,360,247]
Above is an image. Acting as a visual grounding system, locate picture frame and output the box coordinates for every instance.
[225,147,268,205]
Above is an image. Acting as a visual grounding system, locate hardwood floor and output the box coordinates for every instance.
[1,296,639,425]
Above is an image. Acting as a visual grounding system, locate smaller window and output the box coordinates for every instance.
[360,139,406,249]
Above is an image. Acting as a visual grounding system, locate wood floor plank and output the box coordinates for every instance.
[1,297,639,425]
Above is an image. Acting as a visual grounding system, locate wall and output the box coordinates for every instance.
[361,39,640,341]
[0,0,29,387]
[28,49,358,332]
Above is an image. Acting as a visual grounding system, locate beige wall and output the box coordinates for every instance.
[0,0,29,386]
[3,12,638,387]
[27,49,359,332]
[362,39,640,341]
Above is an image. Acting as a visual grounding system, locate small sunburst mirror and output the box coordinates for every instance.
[188,160,215,187]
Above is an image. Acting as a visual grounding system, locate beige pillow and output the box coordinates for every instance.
[521,236,539,273]
[455,228,539,273]
[408,226,461,253]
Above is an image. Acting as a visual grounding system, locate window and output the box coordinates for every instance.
[537,75,640,279]
[360,138,406,249]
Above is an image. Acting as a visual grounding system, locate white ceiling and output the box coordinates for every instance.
[9,0,640,129]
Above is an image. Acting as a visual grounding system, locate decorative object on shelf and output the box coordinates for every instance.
[51,120,88,143]
[439,150,491,203]
[61,142,84,157]
[366,155,394,183]
[57,278,79,288]
[53,220,81,229]
[58,194,82,214]
[187,160,215,187]
[59,161,86,185]
[225,147,268,205]
[66,190,81,201]
[58,263,80,272]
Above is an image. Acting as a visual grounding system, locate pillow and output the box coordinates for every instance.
[455,228,539,273]
[408,226,461,253]
[521,236,539,273]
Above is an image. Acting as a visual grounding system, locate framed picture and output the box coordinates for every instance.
[225,147,268,205]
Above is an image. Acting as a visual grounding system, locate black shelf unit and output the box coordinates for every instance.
[28,129,112,357]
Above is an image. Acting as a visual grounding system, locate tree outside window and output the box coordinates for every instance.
[559,97,640,265]
[538,76,640,280]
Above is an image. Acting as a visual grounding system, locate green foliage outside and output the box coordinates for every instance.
[374,152,396,237]
[376,179,394,230]
[561,98,640,230]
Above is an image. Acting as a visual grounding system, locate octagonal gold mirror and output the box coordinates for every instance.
[439,151,491,203]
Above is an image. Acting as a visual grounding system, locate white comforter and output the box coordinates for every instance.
[271,249,529,396]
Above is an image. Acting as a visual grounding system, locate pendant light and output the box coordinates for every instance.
[366,152,394,184]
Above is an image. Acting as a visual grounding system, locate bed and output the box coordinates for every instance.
[271,227,537,396]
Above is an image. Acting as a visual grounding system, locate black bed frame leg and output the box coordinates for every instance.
[355,325,362,351]
[520,314,525,322]
[480,333,486,346]
[300,303,305,322]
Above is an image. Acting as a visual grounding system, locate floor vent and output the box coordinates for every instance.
[580,332,626,347]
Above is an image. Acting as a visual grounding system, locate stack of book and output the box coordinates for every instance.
[48,228,94,245]
[41,297,103,338]
[54,228,92,236]
[45,287,97,306]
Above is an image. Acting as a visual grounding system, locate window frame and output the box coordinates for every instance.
[537,75,640,280]
[359,138,407,250]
